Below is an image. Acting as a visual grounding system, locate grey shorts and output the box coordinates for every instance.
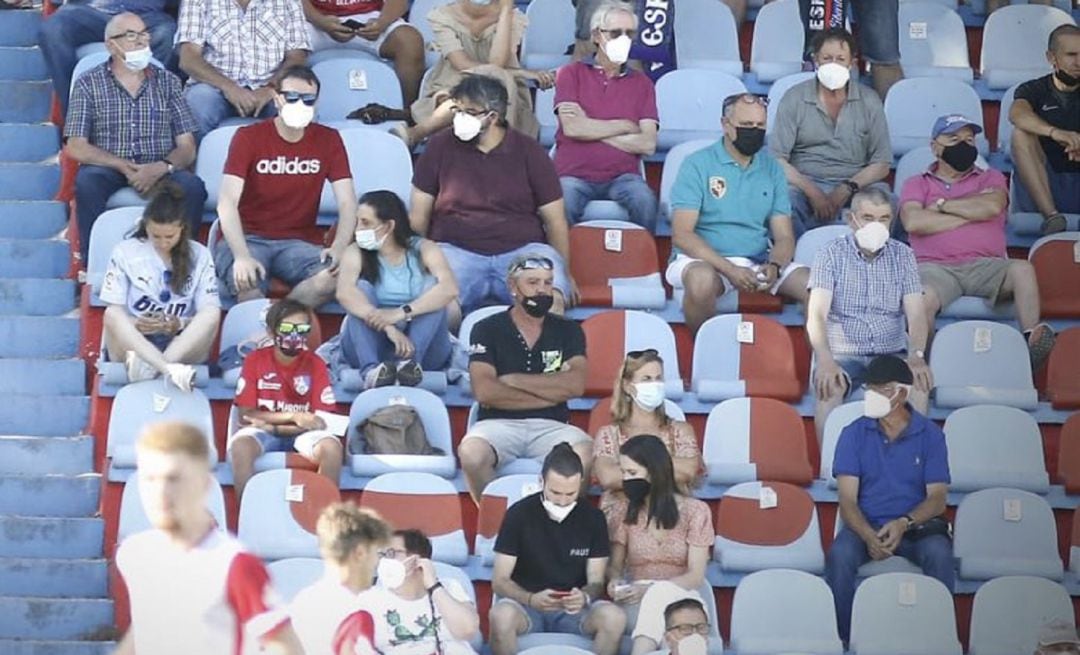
[919,258,1010,309]
[213,236,328,297]
[464,418,590,468]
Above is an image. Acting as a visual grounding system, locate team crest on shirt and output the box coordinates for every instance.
[468,343,487,355]
[709,176,727,199]
[293,375,310,395]
[541,350,564,373]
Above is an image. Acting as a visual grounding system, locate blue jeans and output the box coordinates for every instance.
[561,173,658,231]
[438,242,570,315]
[339,280,452,374]
[39,2,175,113]
[825,527,955,642]
[850,0,900,65]
[74,164,206,260]
[185,82,278,139]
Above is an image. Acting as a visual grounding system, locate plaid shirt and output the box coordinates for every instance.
[177,0,309,89]
[64,63,198,164]
[809,233,922,356]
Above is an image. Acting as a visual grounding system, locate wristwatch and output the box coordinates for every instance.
[401,304,413,322]
[912,350,925,360]
[843,180,860,195]
[162,158,175,174]
[767,261,782,276]
[934,197,947,212]
[903,514,916,528]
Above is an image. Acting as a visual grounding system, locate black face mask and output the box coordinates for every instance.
[1055,68,1080,87]
[940,140,978,173]
[731,126,765,156]
[623,478,651,504]
[521,293,554,318]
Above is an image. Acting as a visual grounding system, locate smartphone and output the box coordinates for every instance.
[342,18,365,30]
[551,591,572,598]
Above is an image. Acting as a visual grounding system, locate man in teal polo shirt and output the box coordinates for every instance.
[667,93,809,334]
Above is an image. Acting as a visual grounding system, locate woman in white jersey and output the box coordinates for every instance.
[101,182,221,391]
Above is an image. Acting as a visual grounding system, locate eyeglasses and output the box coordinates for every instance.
[377,547,405,559]
[450,105,490,118]
[508,256,554,275]
[599,28,637,39]
[108,29,151,43]
[665,623,711,638]
[276,322,313,336]
[159,270,172,303]
[722,93,769,110]
[626,348,659,359]
[281,91,318,106]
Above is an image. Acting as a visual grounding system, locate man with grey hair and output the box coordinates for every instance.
[807,186,932,445]
[555,1,659,230]
[668,93,809,334]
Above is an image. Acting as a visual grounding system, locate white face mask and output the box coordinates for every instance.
[279,101,315,130]
[376,557,407,590]
[354,227,387,251]
[676,634,708,655]
[542,498,576,523]
[452,112,484,141]
[853,220,890,253]
[863,388,901,419]
[816,61,851,91]
[604,34,633,65]
[123,47,152,72]
[632,380,665,411]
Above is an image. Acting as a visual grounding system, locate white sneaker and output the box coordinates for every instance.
[125,351,159,383]
[165,363,196,393]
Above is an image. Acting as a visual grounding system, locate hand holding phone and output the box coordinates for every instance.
[342,18,364,30]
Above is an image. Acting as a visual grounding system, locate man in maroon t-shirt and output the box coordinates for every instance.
[215,65,358,307]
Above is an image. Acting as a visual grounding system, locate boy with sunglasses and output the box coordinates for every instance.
[228,298,343,501]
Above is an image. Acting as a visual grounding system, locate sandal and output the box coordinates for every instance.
[346,103,407,125]
[1041,212,1067,235]
[1026,322,1056,371]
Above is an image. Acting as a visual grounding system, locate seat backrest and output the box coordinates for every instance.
[1029,233,1080,320]
[474,474,541,565]
[943,404,1049,493]
[766,72,816,135]
[656,69,746,135]
[360,472,467,564]
[714,481,824,573]
[692,314,801,402]
[107,381,218,467]
[520,0,574,69]
[118,476,227,543]
[898,2,970,70]
[195,125,242,212]
[850,572,962,655]
[658,139,714,220]
[267,557,325,602]
[408,0,454,65]
[324,127,413,213]
[346,386,453,455]
[569,221,660,284]
[703,397,813,485]
[969,576,1075,655]
[980,5,1076,83]
[218,299,271,356]
[819,401,862,483]
[581,310,682,398]
[1048,327,1080,409]
[997,83,1020,155]
[458,305,507,347]
[310,59,403,122]
[238,469,341,560]
[1071,508,1080,575]
[954,487,1063,580]
[585,396,686,436]
[794,224,849,266]
[673,0,741,72]
[730,569,842,654]
[1060,412,1080,495]
[884,77,986,156]
[71,53,165,94]
[750,0,805,69]
[87,207,143,294]
[535,86,557,147]
[929,320,1037,409]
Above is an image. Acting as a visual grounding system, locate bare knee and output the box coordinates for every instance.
[313,438,343,467]
[682,265,720,301]
[588,603,627,635]
[488,602,525,637]
[381,25,424,62]
[458,437,495,472]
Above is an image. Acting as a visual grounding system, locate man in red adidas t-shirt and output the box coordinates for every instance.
[228,298,343,501]
[215,65,358,307]
[115,420,303,655]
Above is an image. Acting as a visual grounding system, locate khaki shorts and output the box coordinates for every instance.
[464,418,590,468]
[919,258,1010,308]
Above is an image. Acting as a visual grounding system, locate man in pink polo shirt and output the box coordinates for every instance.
[899,114,1056,369]
[554,1,658,231]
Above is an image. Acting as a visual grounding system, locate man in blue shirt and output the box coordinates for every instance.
[667,93,809,334]
[825,355,953,643]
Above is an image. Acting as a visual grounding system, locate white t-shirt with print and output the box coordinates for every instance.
[355,581,478,655]
[100,237,219,320]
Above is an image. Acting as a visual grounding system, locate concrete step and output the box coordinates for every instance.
[0,9,43,47]
[0,46,46,81]
[0,317,79,358]
[0,359,84,395]
[0,81,52,124]
[0,240,70,279]
[0,517,103,559]
[0,474,100,517]
[0,436,92,476]
[0,163,59,200]
[0,124,60,163]
[0,559,108,599]
[0,202,67,239]
[0,640,115,655]
[0,394,88,436]
[0,279,77,316]
[0,597,114,641]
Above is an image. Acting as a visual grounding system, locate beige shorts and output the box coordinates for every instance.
[919,258,1010,308]
[464,418,591,468]
[665,254,806,295]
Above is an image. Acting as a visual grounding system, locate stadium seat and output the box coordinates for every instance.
[218,299,272,387]
[266,557,324,602]
[359,472,468,565]
[883,78,988,157]
[713,481,825,573]
[750,0,805,82]
[929,320,1038,410]
[408,0,453,68]
[568,221,665,309]
[943,405,1049,493]
[1007,184,1080,235]
[451,305,508,390]
[584,395,686,436]
[968,576,1075,655]
[86,206,142,297]
[702,397,814,486]
[195,125,242,216]
[655,69,746,152]
[793,224,848,266]
[849,573,963,655]
[980,5,1077,90]
[107,381,217,468]
[520,0,574,71]
[897,2,973,83]
[117,476,227,543]
[225,405,319,474]
[730,569,843,655]
[71,51,163,95]
[1030,233,1080,319]
[237,469,341,560]
[534,86,557,148]
[996,83,1019,160]
[581,310,683,399]
[818,401,862,487]
[657,138,712,228]
[953,487,1064,581]
[673,0,743,76]
[326,127,414,213]
[1071,509,1080,575]
[474,474,541,566]
[1059,412,1080,495]
[345,386,456,478]
[765,72,815,139]
[1047,327,1080,409]
[310,59,404,126]
[691,314,802,402]
[307,49,379,66]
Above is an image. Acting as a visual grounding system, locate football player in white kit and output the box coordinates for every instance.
[101,182,221,391]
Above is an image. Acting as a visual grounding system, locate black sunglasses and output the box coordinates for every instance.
[722,93,769,110]
[627,348,659,359]
[508,256,555,275]
[599,28,637,39]
[281,91,318,106]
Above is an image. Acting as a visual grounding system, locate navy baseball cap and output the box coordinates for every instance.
[931,114,983,139]
[864,355,914,386]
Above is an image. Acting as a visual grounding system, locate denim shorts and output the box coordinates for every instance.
[851,0,900,64]
[438,242,570,314]
[495,597,587,635]
[213,236,327,297]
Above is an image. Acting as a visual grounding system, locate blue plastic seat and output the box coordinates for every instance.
[944,405,1049,493]
[765,71,815,138]
[86,207,142,298]
[266,557,324,602]
[310,59,404,127]
[657,138,713,228]
[409,0,454,68]
[520,0,574,71]
[930,320,1038,409]
[323,126,414,212]
[818,401,862,488]
[898,2,973,83]
[218,299,272,387]
[195,125,242,217]
[793,224,849,267]
[238,469,342,560]
[980,5,1076,90]
[750,0,804,82]
[730,569,843,655]
[118,476,226,542]
[969,576,1075,655]
[850,573,963,655]
[474,474,541,566]
[535,86,557,148]
[107,381,217,468]
[655,70,746,152]
[345,386,456,478]
[714,482,825,574]
[883,78,988,157]
[360,471,469,564]
[674,0,743,76]
[954,487,1064,581]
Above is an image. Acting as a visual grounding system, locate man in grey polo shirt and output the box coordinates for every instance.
[771,27,893,238]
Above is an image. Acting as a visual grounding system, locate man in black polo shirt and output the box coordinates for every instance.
[1009,24,1080,235]
[457,253,593,504]
[489,444,626,655]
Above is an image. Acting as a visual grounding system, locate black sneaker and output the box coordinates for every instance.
[364,362,396,389]
[396,360,423,387]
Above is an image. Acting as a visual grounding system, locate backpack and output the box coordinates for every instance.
[350,404,445,456]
